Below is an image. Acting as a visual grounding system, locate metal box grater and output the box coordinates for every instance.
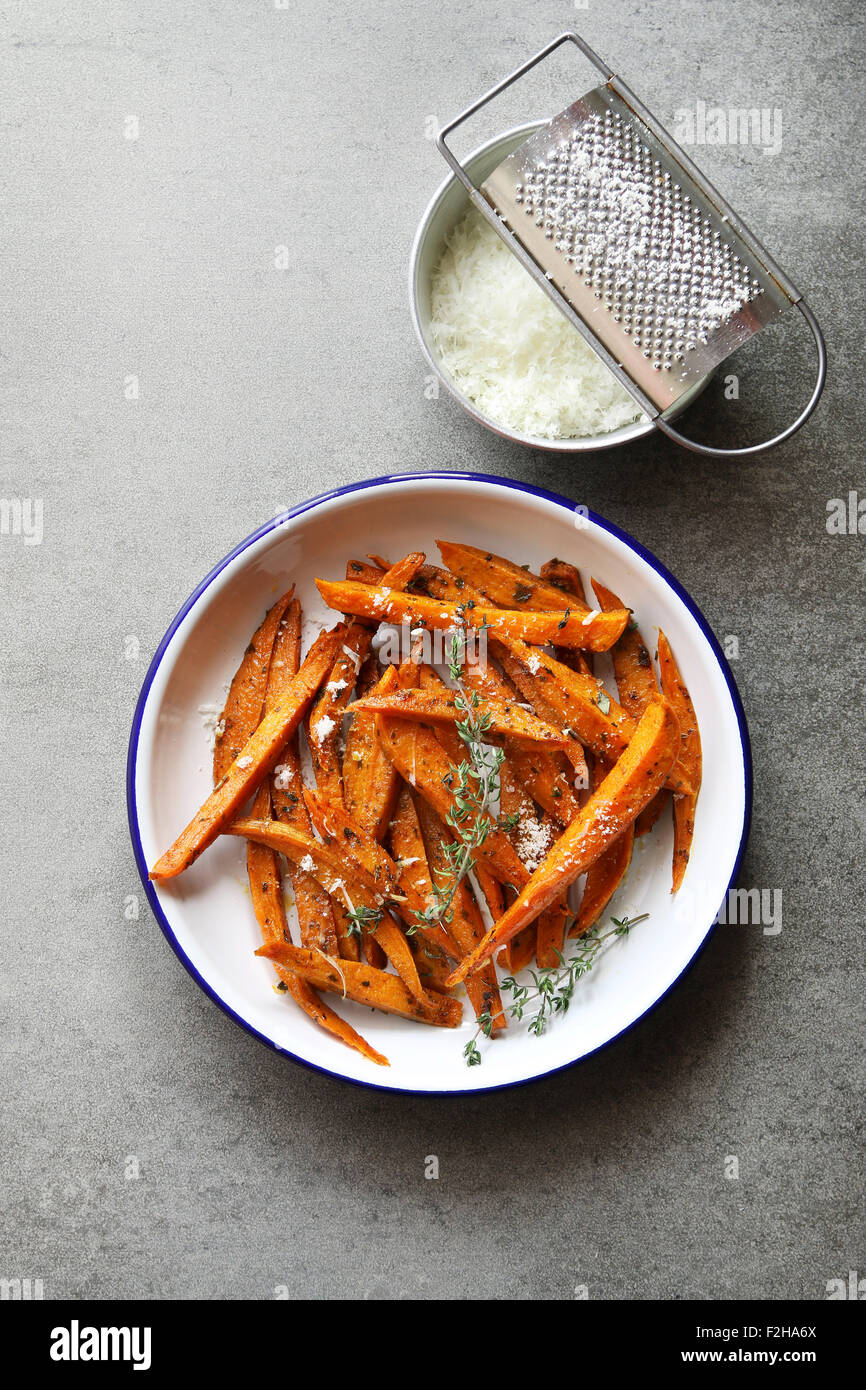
[437,32,825,457]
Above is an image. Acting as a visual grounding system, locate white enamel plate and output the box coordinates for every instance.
[128,473,751,1094]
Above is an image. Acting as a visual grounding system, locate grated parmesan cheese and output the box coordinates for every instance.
[429,207,645,440]
[198,704,225,751]
[516,813,554,871]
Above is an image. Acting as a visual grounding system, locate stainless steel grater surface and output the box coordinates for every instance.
[482,89,788,410]
[436,32,825,457]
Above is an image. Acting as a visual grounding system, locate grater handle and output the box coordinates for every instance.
[655,300,827,457]
[437,32,613,194]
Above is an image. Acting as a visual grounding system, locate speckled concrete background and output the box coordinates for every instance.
[2,0,863,1300]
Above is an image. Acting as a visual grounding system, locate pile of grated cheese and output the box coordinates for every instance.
[429,207,645,441]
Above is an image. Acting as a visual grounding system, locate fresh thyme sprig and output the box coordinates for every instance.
[463,912,650,1066]
[344,903,383,939]
[409,627,501,938]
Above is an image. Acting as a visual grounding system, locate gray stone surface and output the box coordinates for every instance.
[1,0,863,1301]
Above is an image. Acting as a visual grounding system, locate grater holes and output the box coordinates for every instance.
[511,104,765,359]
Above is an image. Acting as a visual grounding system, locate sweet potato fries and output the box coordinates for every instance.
[149,539,701,1067]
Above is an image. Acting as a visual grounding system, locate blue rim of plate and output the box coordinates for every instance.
[127,470,753,1097]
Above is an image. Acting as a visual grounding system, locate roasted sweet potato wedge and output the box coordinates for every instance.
[382,560,591,790]
[571,756,635,937]
[492,636,691,796]
[342,657,405,846]
[308,554,426,806]
[302,787,454,962]
[219,596,379,1062]
[263,601,341,956]
[458,659,582,827]
[315,578,630,652]
[536,895,571,969]
[591,579,660,721]
[255,942,462,1028]
[213,587,296,783]
[349,686,569,747]
[229,819,425,1002]
[657,631,702,892]
[413,796,506,1032]
[388,785,457,989]
[307,622,370,808]
[634,789,672,838]
[246,802,385,1067]
[540,559,595,677]
[495,763,538,972]
[374,714,529,891]
[445,699,681,983]
[437,541,591,616]
[150,624,346,880]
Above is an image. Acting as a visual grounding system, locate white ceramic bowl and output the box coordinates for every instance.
[409,124,711,452]
[128,473,751,1094]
